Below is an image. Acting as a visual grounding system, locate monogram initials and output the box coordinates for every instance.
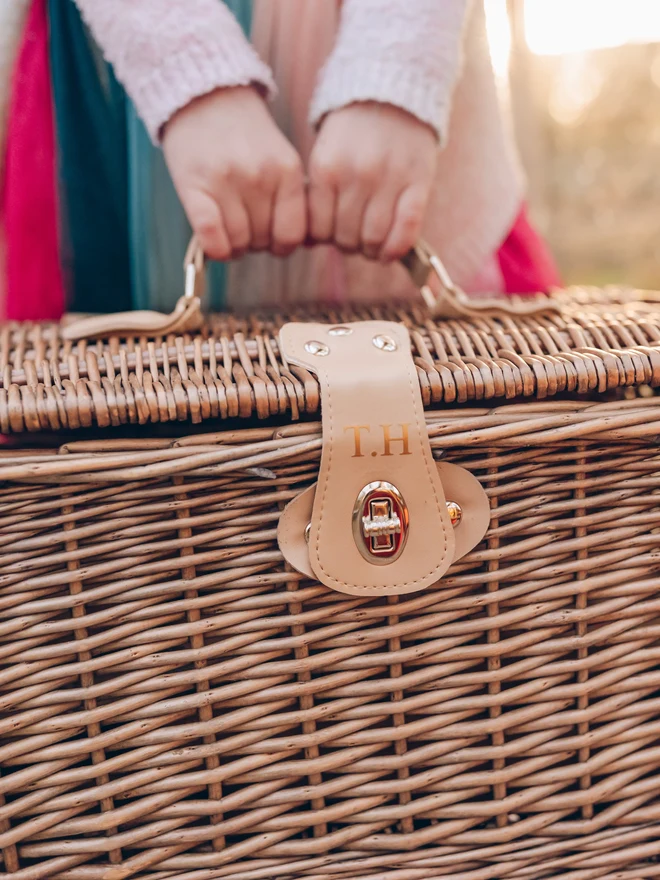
[344,424,412,458]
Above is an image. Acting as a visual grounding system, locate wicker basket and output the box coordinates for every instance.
[2,248,660,880]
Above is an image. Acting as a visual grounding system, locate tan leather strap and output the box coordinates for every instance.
[278,320,459,596]
[61,240,207,342]
[61,295,204,341]
[62,236,558,341]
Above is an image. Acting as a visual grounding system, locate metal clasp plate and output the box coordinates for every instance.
[353,481,409,565]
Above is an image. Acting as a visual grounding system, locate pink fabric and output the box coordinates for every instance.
[464,205,562,295]
[497,205,562,293]
[3,0,64,321]
[463,253,505,295]
[0,221,6,318]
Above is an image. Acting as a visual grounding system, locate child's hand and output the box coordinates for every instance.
[308,102,438,261]
[163,86,307,260]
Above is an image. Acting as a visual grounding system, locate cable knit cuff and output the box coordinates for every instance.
[136,43,276,142]
[73,0,277,144]
[310,59,450,142]
[308,0,469,145]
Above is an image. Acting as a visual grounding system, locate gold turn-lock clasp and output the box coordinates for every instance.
[353,482,409,564]
[353,482,463,566]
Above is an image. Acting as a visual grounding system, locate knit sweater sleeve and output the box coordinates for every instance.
[73,0,276,142]
[309,0,471,143]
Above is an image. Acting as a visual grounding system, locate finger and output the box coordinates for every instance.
[242,167,277,251]
[380,183,429,262]
[360,185,402,261]
[271,162,306,256]
[307,162,336,243]
[217,187,251,259]
[243,191,274,252]
[334,182,370,253]
[182,189,232,262]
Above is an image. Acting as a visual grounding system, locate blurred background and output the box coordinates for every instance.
[485,0,660,289]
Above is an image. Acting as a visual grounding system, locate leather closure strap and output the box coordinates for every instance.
[278,461,491,586]
[278,320,458,596]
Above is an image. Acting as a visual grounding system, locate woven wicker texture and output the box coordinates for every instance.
[3,287,660,879]
[2,285,660,433]
[2,395,660,878]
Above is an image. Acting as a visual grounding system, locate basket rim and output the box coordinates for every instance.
[1,286,660,434]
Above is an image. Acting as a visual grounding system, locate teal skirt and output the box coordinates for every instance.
[48,0,254,314]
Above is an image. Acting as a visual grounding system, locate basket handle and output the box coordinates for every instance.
[61,240,207,341]
[183,236,559,320]
[62,236,558,341]
[400,240,560,319]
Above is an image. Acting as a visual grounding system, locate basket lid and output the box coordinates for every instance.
[1,283,659,435]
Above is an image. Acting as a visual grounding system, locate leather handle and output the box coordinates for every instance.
[62,240,207,341]
[184,235,559,320]
[400,240,560,320]
[63,235,559,341]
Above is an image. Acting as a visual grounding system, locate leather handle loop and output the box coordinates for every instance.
[63,233,560,341]
[62,240,207,341]
[400,239,560,319]
[184,236,560,320]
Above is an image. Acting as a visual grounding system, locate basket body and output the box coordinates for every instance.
[2,294,660,878]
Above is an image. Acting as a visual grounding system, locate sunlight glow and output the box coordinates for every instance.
[486,0,660,69]
[525,0,660,56]
[484,0,511,80]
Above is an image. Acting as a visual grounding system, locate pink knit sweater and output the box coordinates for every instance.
[73,0,523,300]
[74,0,470,143]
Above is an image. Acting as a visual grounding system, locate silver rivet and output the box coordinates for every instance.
[328,326,353,336]
[305,340,330,357]
[304,523,311,544]
[373,334,397,352]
